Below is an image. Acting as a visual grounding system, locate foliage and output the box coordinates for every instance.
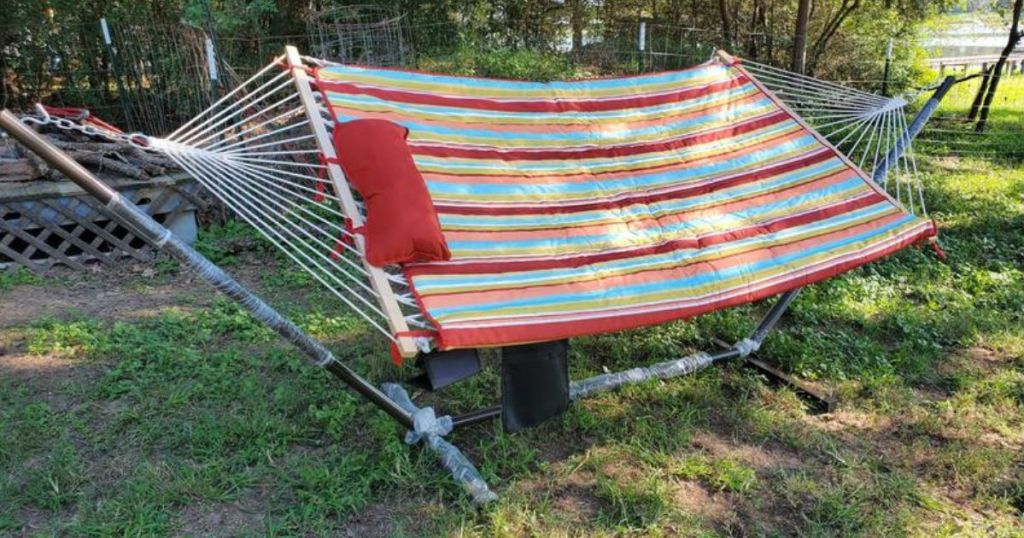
[0,268,41,291]
[417,46,584,80]
[1,0,969,129]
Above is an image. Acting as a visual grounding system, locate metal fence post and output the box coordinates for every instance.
[201,0,222,104]
[100,18,133,130]
[881,38,894,96]
[638,21,646,73]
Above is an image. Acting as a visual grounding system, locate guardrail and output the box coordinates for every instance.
[928,53,1024,73]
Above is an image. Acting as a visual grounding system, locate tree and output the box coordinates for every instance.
[718,0,733,46]
[806,0,863,75]
[568,0,586,54]
[974,0,1022,132]
[792,0,811,73]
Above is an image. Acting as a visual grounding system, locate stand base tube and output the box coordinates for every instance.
[381,383,499,505]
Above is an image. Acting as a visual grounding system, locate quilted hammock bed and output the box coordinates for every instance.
[315,60,937,350]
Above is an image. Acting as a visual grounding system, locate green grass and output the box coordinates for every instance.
[0,267,42,291]
[1,80,1022,537]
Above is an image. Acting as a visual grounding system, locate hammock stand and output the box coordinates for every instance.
[0,47,953,503]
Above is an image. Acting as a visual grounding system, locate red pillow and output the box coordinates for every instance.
[332,119,451,267]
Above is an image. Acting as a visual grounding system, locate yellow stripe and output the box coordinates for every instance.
[318,67,734,100]
[447,182,878,260]
[401,102,779,149]
[428,186,873,293]
[416,122,807,182]
[430,217,925,322]
[441,173,861,233]
[326,85,763,126]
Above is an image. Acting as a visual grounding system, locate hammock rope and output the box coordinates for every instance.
[739,59,926,216]
[147,58,421,345]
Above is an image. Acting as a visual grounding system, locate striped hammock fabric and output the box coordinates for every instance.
[315,59,937,350]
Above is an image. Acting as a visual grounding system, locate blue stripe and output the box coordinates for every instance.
[426,213,917,318]
[425,135,822,198]
[415,120,803,177]
[324,82,757,122]
[437,157,844,231]
[422,199,891,291]
[384,98,776,144]
[319,62,726,92]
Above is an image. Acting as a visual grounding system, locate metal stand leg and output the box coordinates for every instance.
[736,288,836,413]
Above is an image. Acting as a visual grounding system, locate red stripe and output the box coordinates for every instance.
[432,147,836,216]
[431,222,936,350]
[409,110,790,161]
[317,77,749,114]
[420,128,808,184]
[407,188,885,277]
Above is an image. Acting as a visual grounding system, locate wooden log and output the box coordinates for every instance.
[67,151,149,180]
[0,160,40,181]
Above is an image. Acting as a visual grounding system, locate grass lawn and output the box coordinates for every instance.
[1,79,1022,537]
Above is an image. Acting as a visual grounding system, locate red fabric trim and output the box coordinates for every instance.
[432,223,936,350]
[315,77,747,114]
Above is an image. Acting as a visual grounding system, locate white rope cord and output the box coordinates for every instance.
[741,60,889,103]
[172,150,379,295]
[395,294,418,307]
[190,100,304,149]
[735,57,928,216]
[216,121,312,153]
[165,148,396,339]
[228,156,326,169]
[177,148,369,262]
[223,149,324,157]
[172,75,295,146]
[221,133,319,155]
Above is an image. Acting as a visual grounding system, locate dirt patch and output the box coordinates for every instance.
[0,269,212,330]
[690,430,803,471]
[0,352,106,412]
[338,496,443,538]
[175,499,266,537]
[671,479,736,525]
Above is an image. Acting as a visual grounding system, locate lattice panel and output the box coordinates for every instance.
[0,176,204,273]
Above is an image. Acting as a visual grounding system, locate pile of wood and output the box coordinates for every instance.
[1,124,180,183]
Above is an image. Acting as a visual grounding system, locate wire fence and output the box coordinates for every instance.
[1,13,1019,159]
[915,70,1024,160]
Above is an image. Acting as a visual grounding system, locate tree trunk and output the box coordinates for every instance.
[791,0,811,73]
[975,0,1022,132]
[718,0,732,47]
[569,0,585,55]
[967,65,993,121]
[807,0,862,75]
[747,0,766,59]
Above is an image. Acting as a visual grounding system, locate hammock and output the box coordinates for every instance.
[148,49,936,356]
[0,47,948,503]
